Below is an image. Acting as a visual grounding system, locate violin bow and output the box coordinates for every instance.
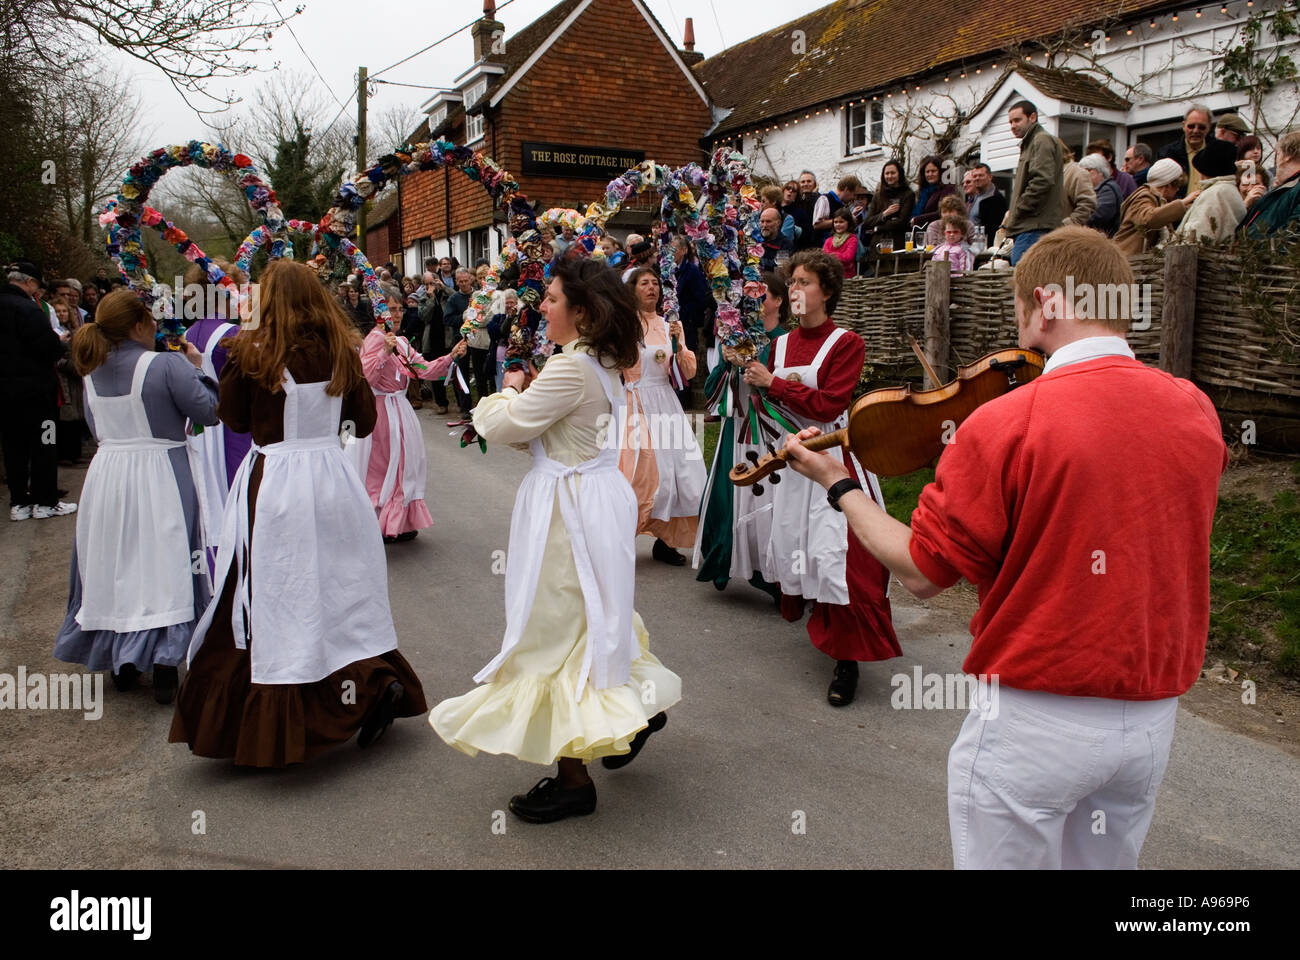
[908,334,942,387]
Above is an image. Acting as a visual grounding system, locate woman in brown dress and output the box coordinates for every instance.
[170,260,426,767]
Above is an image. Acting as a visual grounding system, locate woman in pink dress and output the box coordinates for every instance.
[358,283,464,543]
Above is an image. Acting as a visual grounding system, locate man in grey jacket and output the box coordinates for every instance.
[1003,100,1064,265]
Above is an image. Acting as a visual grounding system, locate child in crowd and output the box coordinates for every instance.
[931,214,976,275]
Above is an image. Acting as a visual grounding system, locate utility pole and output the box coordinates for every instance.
[356,65,368,244]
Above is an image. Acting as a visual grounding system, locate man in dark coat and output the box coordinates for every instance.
[1,259,72,520]
[1160,105,1237,197]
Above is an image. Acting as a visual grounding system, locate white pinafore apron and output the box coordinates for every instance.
[764,327,887,605]
[373,375,426,512]
[186,322,237,580]
[76,351,193,632]
[187,369,399,685]
[474,352,639,699]
[624,318,706,522]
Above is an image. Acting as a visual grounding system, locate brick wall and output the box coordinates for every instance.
[366,216,401,268]
[400,0,712,248]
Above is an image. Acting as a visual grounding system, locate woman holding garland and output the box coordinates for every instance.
[54,290,218,704]
[693,271,790,600]
[430,259,681,823]
[742,250,900,706]
[171,262,427,765]
[618,267,707,566]
[356,282,465,543]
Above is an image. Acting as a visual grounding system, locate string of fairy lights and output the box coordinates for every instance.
[712,1,1270,151]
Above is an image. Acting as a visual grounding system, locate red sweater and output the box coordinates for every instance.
[908,356,1227,699]
[765,318,864,423]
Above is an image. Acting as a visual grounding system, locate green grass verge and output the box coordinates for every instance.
[1210,463,1300,678]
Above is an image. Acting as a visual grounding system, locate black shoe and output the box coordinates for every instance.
[652,538,686,566]
[601,712,667,770]
[827,660,859,707]
[508,777,597,823]
[152,666,178,704]
[111,663,139,692]
[396,530,418,542]
[382,535,398,544]
[358,681,404,749]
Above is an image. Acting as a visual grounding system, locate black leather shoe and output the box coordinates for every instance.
[152,666,178,704]
[828,660,859,707]
[508,777,597,823]
[358,681,404,748]
[111,663,139,692]
[396,530,418,542]
[601,712,667,769]
[652,538,686,566]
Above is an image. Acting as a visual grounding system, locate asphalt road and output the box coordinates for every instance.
[2,404,1298,869]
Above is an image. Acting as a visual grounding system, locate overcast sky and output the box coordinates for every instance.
[108,0,829,148]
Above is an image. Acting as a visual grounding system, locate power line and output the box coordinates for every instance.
[373,79,458,91]
[371,0,519,80]
[708,0,726,49]
[317,85,358,144]
[271,0,346,108]
[662,0,683,44]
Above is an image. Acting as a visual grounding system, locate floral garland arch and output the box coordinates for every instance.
[101,141,285,346]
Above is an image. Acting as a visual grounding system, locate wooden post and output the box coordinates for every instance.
[923,258,951,388]
[1159,244,1198,377]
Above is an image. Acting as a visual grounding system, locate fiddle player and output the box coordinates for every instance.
[781,226,1227,869]
[740,249,899,706]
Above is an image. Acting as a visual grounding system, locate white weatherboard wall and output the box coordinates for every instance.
[722,1,1299,192]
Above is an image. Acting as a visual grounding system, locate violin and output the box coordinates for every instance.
[730,337,1045,491]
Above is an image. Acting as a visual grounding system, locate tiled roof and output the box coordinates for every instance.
[1007,61,1131,111]
[694,0,1178,137]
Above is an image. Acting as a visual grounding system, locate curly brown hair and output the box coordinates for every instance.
[552,258,640,370]
[624,265,664,316]
[787,248,845,315]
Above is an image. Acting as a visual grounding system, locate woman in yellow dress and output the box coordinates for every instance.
[429,259,681,824]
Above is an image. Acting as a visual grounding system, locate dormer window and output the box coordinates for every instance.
[428,106,448,131]
[464,78,489,110]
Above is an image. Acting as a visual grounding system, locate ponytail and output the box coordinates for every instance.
[70,323,112,376]
[72,288,150,375]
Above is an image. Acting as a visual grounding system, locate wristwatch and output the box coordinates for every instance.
[826,478,863,512]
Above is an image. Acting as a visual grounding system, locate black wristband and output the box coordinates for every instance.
[826,477,863,512]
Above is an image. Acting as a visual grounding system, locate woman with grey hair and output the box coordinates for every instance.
[1078,153,1123,236]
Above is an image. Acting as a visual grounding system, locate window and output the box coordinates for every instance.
[419,238,433,264]
[1058,118,1118,163]
[847,101,885,153]
[470,227,491,265]
[463,78,488,110]
[428,106,448,131]
[465,112,485,144]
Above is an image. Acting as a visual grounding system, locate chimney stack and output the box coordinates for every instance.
[472,2,504,63]
[684,17,696,52]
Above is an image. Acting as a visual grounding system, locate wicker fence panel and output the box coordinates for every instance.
[949,271,1016,368]
[1193,249,1300,398]
[839,273,928,377]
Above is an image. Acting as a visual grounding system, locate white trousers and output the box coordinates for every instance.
[947,685,1178,869]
